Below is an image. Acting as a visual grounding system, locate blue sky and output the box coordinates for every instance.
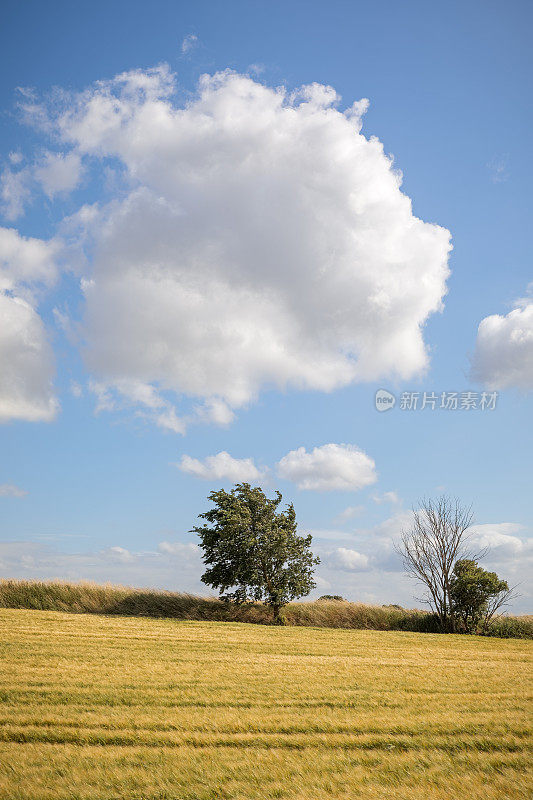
[0,0,531,610]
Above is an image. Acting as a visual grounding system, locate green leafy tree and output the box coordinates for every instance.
[450,559,512,633]
[192,483,319,623]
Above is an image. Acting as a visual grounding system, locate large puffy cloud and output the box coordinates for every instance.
[25,65,451,424]
[177,451,265,482]
[471,292,533,390]
[277,443,377,491]
[0,227,59,422]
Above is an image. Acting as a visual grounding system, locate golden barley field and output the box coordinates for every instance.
[0,609,531,800]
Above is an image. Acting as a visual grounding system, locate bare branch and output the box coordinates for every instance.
[483,584,520,630]
[397,495,474,631]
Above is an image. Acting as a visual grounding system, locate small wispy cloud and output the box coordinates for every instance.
[181,34,198,55]
[0,483,28,498]
[372,491,400,505]
[334,505,364,524]
[70,381,83,398]
[487,154,509,183]
[515,281,533,310]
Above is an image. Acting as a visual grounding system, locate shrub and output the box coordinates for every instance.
[482,615,533,639]
[318,595,345,601]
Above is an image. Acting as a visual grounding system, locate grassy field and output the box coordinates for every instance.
[0,609,531,800]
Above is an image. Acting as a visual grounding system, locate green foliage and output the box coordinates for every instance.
[192,483,319,622]
[450,559,509,633]
[393,611,442,633]
[318,595,345,601]
[481,615,533,639]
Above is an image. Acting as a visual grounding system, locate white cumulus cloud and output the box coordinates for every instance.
[19,66,451,427]
[103,545,134,563]
[469,523,530,560]
[329,547,370,571]
[177,451,265,482]
[277,443,377,491]
[0,227,59,422]
[472,292,533,390]
[0,294,58,422]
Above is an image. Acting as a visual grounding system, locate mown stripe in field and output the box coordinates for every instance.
[1,726,531,753]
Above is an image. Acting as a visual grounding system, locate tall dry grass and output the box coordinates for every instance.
[1,579,530,637]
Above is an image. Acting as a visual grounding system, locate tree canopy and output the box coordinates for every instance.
[450,559,510,633]
[192,483,319,623]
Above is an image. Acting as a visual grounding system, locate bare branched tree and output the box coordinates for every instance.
[397,496,478,632]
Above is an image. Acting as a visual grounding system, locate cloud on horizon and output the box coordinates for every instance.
[2,513,529,611]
